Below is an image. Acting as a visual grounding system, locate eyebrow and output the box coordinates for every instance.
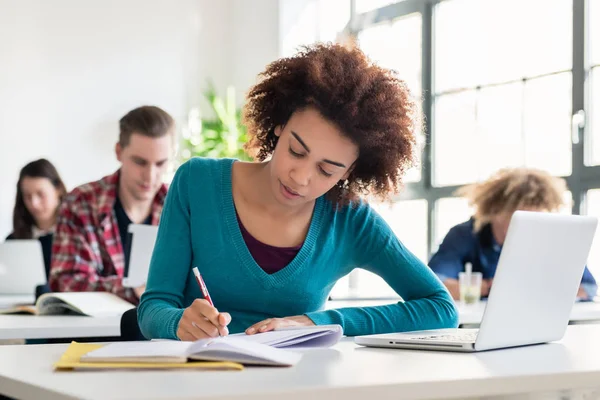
[132,156,168,165]
[290,131,347,168]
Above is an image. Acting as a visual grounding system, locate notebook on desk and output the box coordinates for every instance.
[78,325,343,367]
[0,292,134,317]
[54,342,244,371]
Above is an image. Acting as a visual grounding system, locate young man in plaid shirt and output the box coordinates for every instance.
[49,106,174,304]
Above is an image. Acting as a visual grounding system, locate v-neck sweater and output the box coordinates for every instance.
[138,157,458,339]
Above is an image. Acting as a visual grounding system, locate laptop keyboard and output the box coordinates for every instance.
[412,332,478,342]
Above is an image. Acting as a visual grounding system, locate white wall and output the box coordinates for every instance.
[231,0,280,104]
[0,0,281,238]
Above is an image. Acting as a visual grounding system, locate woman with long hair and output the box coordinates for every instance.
[7,159,67,282]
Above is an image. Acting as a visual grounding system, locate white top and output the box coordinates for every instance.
[1,325,600,400]
[0,315,121,340]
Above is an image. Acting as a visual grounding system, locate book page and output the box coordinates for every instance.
[188,338,302,366]
[38,292,135,317]
[228,325,343,348]
[81,341,192,363]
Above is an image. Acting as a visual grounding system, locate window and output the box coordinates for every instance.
[357,13,423,182]
[355,0,399,14]
[589,0,600,165]
[282,0,600,300]
[279,0,351,57]
[433,0,573,185]
[585,190,600,281]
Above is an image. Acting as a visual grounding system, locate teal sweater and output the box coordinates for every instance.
[138,158,458,339]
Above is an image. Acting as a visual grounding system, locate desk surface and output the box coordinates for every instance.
[0,294,35,309]
[0,315,121,340]
[1,325,600,400]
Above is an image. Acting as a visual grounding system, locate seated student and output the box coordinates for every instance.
[429,167,598,301]
[49,106,174,304]
[6,159,67,298]
[138,43,459,341]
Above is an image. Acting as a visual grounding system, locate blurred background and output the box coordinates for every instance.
[1,0,599,299]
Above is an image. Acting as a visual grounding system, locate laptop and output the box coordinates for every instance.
[355,211,598,352]
[122,224,158,288]
[0,240,47,297]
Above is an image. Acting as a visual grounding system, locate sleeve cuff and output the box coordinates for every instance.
[304,309,343,327]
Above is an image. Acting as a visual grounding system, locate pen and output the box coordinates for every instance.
[193,266,214,306]
[192,266,222,337]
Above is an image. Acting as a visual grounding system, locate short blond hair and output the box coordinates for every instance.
[456,168,567,232]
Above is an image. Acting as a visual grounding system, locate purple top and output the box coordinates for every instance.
[236,213,302,274]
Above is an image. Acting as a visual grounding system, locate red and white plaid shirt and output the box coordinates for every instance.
[49,170,167,304]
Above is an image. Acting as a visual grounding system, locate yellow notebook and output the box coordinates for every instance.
[54,342,243,371]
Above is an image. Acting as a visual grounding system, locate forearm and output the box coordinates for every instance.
[138,298,185,339]
[306,290,459,336]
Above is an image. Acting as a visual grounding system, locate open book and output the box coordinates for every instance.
[228,324,343,348]
[80,325,343,367]
[0,292,134,317]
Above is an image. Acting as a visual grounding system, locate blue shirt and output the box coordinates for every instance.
[137,157,459,339]
[429,218,598,298]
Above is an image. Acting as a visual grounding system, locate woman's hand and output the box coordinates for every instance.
[245,315,315,335]
[177,299,231,341]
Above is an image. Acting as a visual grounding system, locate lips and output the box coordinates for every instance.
[280,181,303,199]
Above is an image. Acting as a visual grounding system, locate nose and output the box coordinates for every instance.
[30,196,41,210]
[289,162,311,187]
[142,164,156,182]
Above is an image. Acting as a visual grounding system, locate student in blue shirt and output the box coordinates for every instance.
[429,168,597,301]
[138,43,459,341]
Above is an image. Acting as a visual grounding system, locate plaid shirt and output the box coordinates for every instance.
[49,170,167,304]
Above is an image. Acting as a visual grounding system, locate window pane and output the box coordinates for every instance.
[433,90,478,186]
[358,14,423,182]
[434,0,572,93]
[355,0,398,14]
[523,73,572,176]
[585,190,600,283]
[589,67,600,165]
[590,0,600,65]
[477,83,525,179]
[434,197,473,250]
[280,0,351,57]
[349,200,428,298]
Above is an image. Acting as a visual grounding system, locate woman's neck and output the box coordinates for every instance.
[35,217,55,232]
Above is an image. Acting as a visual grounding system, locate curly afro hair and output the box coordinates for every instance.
[243,43,418,206]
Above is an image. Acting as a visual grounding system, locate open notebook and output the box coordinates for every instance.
[80,325,343,367]
[0,292,134,317]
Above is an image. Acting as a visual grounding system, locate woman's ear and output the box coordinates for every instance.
[274,125,283,137]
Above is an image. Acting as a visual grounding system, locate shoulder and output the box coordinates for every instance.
[61,171,118,217]
[446,218,476,239]
[323,198,386,234]
[185,157,233,176]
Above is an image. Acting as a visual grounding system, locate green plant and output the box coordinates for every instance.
[180,84,251,161]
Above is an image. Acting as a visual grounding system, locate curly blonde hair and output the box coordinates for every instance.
[456,168,567,232]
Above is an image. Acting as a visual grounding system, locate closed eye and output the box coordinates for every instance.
[319,167,333,177]
[289,147,303,158]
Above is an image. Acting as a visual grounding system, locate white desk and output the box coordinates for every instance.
[327,299,600,326]
[0,315,121,340]
[1,325,600,400]
[0,294,35,309]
